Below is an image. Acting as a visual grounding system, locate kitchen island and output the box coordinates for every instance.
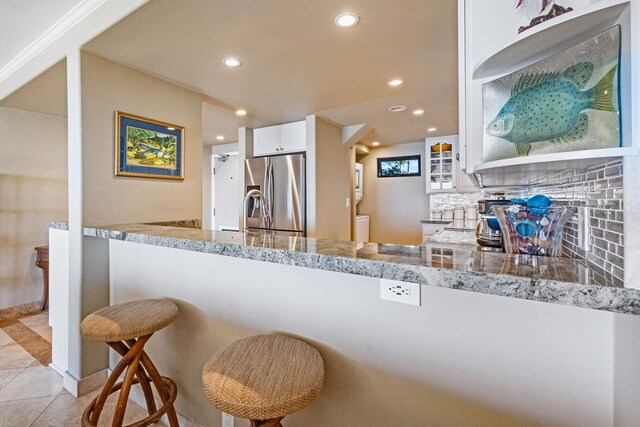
[48,221,640,315]
[47,222,640,426]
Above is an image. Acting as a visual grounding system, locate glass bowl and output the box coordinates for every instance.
[492,205,569,257]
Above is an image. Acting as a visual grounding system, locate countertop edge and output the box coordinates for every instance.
[62,223,640,316]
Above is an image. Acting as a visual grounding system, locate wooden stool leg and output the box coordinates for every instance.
[121,340,158,415]
[139,352,180,427]
[84,336,151,426]
[112,337,148,426]
[250,417,284,427]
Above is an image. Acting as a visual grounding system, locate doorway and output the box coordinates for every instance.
[212,153,239,231]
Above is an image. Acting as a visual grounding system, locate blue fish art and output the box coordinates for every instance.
[486,62,617,156]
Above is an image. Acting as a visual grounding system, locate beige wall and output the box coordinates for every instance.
[312,116,351,241]
[0,107,67,309]
[81,52,202,225]
[358,142,428,245]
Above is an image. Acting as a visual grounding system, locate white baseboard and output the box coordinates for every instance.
[59,368,108,397]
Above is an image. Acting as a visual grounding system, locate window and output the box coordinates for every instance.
[377,155,421,178]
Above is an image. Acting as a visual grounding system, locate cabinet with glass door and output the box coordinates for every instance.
[426,135,457,193]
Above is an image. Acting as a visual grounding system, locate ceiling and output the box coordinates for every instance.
[84,0,458,147]
[0,0,82,71]
[0,60,67,117]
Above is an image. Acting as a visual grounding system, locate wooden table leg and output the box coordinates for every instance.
[34,246,49,311]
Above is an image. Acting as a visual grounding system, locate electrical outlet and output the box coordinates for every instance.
[346,197,350,208]
[222,412,234,427]
[380,279,421,306]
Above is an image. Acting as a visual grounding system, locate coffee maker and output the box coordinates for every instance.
[476,197,510,252]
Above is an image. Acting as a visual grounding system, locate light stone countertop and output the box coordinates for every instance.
[47,221,640,316]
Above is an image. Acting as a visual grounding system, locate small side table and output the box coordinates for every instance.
[34,246,49,311]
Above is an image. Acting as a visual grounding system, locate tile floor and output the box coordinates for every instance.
[0,311,166,427]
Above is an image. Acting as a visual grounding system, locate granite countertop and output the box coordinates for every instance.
[47,221,640,316]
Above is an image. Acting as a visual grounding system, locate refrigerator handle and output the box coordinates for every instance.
[266,160,275,228]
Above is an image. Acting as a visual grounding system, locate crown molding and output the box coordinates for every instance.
[0,0,109,84]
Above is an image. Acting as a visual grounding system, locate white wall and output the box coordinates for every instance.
[358,142,428,245]
[109,240,617,427]
[0,107,67,309]
[80,52,203,225]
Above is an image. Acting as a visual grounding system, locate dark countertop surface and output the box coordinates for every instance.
[421,219,452,225]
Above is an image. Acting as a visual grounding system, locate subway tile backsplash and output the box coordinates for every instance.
[510,160,624,287]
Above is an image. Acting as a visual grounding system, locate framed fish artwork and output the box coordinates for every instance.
[482,25,621,162]
[115,111,185,180]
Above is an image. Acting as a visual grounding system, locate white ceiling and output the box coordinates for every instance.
[0,60,67,117]
[84,0,458,147]
[0,0,83,71]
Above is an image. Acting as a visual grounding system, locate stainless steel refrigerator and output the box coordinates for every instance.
[244,154,306,235]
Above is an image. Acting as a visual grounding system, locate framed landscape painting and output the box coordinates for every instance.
[482,26,621,162]
[115,111,185,180]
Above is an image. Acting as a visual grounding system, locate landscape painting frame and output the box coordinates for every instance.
[115,111,185,180]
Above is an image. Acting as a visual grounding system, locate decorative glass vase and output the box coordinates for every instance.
[493,205,569,257]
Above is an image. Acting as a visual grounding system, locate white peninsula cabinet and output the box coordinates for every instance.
[426,135,476,193]
[253,120,306,156]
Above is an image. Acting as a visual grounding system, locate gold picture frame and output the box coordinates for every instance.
[115,111,185,180]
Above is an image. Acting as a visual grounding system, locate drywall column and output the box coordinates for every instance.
[238,127,253,228]
[64,49,109,395]
[306,115,351,241]
[66,48,84,383]
[305,116,317,237]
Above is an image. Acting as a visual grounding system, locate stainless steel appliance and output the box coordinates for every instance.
[476,197,510,252]
[244,154,306,235]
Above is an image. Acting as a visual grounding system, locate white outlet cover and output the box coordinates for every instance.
[380,279,421,306]
[222,412,235,427]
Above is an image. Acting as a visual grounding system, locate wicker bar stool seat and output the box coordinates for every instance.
[80,299,179,427]
[202,334,324,427]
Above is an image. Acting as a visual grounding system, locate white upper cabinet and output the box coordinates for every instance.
[426,135,477,194]
[459,0,636,188]
[253,126,281,156]
[253,121,306,156]
[280,121,306,153]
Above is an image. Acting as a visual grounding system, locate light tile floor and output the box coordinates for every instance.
[0,311,167,427]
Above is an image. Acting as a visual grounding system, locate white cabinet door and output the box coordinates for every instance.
[280,121,306,153]
[455,145,478,193]
[253,125,281,156]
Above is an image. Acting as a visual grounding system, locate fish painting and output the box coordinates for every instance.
[486,62,617,156]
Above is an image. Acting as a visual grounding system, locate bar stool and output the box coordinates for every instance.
[202,334,324,427]
[80,299,180,427]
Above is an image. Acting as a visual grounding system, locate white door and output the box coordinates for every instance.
[213,155,239,230]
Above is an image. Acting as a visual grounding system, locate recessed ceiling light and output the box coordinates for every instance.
[167,127,175,130]
[389,105,407,112]
[387,79,403,87]
[413,109,424,115]
[216,135,224,141]
[222,57,242,67]
[236,109,247,116]
[335,12,359,27]
[427,127,437,132]
[372,141,380,146]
